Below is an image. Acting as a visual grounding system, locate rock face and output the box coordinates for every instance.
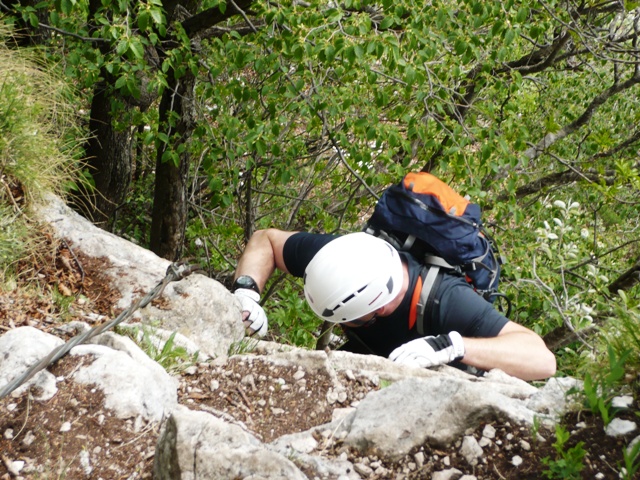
[37,194,245,359]
[0,323,584,479]
[0,196,613,479]
[340,376,536,457]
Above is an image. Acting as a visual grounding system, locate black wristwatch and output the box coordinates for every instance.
[232,275,261,295]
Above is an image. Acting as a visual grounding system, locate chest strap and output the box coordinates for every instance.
[409,266,442,336]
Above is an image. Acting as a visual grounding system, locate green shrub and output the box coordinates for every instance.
[541,424,586,480]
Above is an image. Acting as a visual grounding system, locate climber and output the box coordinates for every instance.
[231,229,556,382]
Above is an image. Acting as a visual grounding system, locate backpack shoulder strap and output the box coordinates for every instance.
[411,265,443,336]
[423,255,456,270]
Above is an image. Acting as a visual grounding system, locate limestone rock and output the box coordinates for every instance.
[0,326,63,400]
[154,406,307,480]
[71,343,178,422]
[342,376,537,459]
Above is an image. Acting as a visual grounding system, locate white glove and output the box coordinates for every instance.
[389,331,465,368]
[234,288,268,337]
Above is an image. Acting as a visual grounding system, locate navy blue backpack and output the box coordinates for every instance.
[364,172,507,311]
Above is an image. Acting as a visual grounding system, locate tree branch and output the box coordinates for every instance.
[564,239,640,271]
[498,31,571,76]
[497,168,610,201]
[423,30,572,172]
[181,0,256,37]
[524,71,640,160]
[608,256,640,293]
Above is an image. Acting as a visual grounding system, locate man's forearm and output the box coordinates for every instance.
[461,331,556,381]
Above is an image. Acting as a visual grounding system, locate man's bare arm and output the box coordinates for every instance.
[234,229,297,292]
[461,321,556,381]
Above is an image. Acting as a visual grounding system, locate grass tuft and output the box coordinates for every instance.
[0,24,84,285]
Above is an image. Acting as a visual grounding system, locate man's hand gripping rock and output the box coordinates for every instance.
[234,289,268,337]
[389,331,465,368]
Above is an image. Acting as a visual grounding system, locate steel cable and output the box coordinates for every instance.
[0,261,199,400]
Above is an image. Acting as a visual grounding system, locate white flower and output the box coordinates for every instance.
[544,220,551,230]
[547,233,559,240]
[569,202,580,210]
[580,304,594,314]
[553,200,567,209]
[553,218,563,227]
[581,228,590,238]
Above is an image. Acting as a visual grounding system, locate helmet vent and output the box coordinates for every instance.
[386,276,394,293]
[324,285,368,318]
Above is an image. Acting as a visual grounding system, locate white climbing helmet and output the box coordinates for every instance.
[303,232,404,323]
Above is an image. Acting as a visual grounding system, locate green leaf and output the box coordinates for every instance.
[324,45,336,62]
[358,20,370,35]
[115,75,127,89]
[116,39,128,56]
[455,39,467,55]
[504,28,515,45]
[28,12,39,28]
[405,66,416,84]
[379,16,393,29]
[150,8,164,25]
[516,6,529,23]
[138,11,149,31]
[59,0,72,15]
[344,46,355,64]
[129,40,145,60]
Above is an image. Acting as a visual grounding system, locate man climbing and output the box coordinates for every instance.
[232,229,556,382]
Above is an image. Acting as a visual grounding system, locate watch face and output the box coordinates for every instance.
[234,275,259,293]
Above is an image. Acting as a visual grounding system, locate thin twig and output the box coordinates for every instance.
[61,238,85,285]
[236,385,253,412]
[13,392,32,440]
[493,464,507,480]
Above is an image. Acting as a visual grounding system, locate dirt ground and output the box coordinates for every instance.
[0,239,638,479]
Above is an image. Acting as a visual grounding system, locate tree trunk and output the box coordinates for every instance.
[71,83,133,229]
[68,0,137,229]
[149,72,196,260]
[6,0,51,47]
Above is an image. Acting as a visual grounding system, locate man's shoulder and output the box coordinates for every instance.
[285,232,339,250]
[282,232,340,277]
